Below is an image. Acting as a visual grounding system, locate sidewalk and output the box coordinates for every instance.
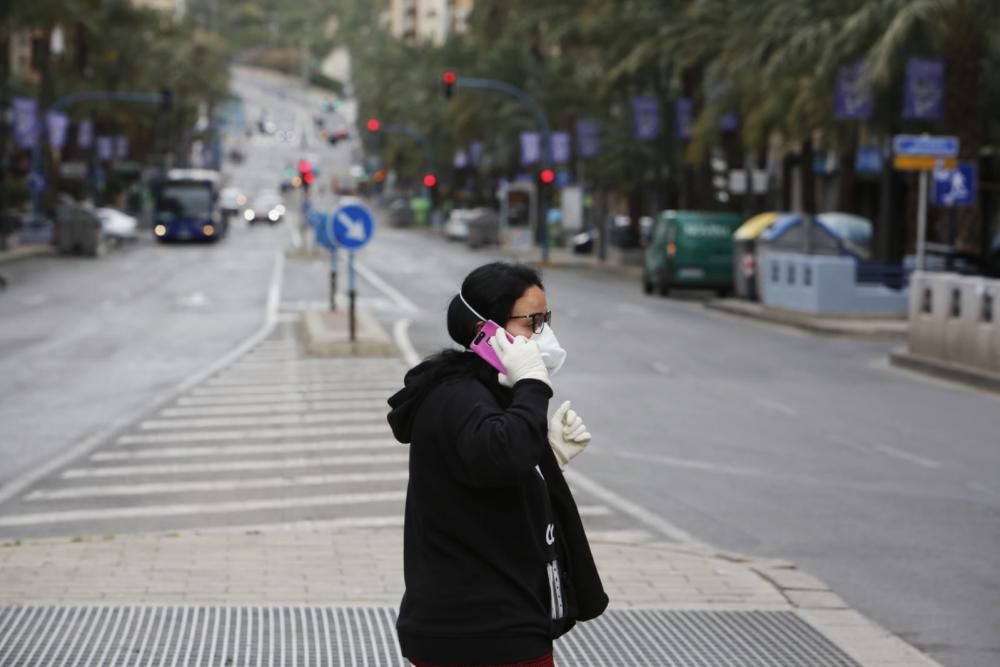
[0,308,940,667]
[706,298,908,339]
[0,242,55,266]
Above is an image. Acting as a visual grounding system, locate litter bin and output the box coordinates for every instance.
[409,197,430,228]
[732,212,781,301]
[56,198,106,256]
[466,209,500,248]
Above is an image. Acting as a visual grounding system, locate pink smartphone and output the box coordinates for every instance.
[469,320,514,373]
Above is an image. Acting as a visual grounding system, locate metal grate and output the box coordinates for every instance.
[0,605,861,666]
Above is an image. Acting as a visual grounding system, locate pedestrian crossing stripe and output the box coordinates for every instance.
[0,490,407,527]
[191,382,400,395]
[175,390,392,407]
[159,399,389,418]
[93,440,399,461]
[63,453,411,478]
[26,471,411,501]
[117,424,392,445]
[139,410,388,431]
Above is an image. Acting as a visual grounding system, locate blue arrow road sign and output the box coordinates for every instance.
[893,134,959,158]
[932,162,976,207]
[309,211,337,250]
[332,203,374,249]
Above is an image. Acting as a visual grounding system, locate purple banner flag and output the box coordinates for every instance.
[468,141,483,167]
[13,97,37,149]
[675,97,693,140]
[903,57,944,120]
[632,96,660,140]
[114,135,129,159]
[834,63,873,120]
[96,136,114,161]
[520,132,540,166]
[77,119,93,149]
[575,119,600,158]
[551,132,571,163]
[47,112,70,150]
[719,112,739,132]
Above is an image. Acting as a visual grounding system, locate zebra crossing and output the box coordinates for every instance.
[0,320,637,542]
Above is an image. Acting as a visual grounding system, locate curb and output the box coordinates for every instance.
[889,348,1000,394]
[0,244,56,266]
[301,306,398,358]
[705,299,908,339]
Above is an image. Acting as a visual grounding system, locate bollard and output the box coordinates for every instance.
[330,271,338,311]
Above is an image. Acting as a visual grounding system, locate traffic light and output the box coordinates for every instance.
[539,168,556,185]
[423,173,438,189]
[442,71,456,99]
[366,118,381,133]
[298,159,315,191]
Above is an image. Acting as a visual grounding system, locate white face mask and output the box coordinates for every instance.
[533,323,567,376]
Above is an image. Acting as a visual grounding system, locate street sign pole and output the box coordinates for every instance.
[329,250,338,312]
[916,170,928,272]
[348,251,357,342]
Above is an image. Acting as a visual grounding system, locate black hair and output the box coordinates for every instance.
[446,262,544,347]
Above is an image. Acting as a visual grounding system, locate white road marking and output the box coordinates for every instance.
[872,443,941,469]
[0,491,406,527]
[392,319,421,368]
[355,261,418,313]
[0,250,286,507]
[203,377,401,389]
[94,439,398,461]
[117,423,391,445]
[159,399,388,418]
[176,389,392,406]
[138,411,387,431]
[63,453,409,478]
[191,382,400,396]
[576,505,612,517]
[754,397,798,417]
[565,470,699,544]
[27,471,410,500]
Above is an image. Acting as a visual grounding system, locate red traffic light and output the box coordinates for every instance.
[366,118,381,132]
[442,71,456,99]
[539,168,556,185]
[423,173,438,188]
[443,71,456,85]
[303,171,315,185]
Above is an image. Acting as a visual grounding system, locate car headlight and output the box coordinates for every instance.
[244,210,254,221]
[268,210,279,221]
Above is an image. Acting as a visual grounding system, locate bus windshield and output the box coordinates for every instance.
[158,184,213,219]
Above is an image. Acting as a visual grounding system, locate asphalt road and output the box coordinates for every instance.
[0,68,997,667]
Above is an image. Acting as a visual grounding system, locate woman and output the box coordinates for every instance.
[387,262,608,667]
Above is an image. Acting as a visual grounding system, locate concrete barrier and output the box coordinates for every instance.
[904,272,1000,379]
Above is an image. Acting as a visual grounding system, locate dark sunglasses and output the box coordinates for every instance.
[507,310,552,335]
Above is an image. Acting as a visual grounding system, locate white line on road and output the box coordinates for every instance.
[393,319,421,368]
[191,382,400,396]
[565,470,699,544]
[93,439,398,461]
[203,377,401,389]
[117,423,391,445]
[0,490,406,527]
[138,411,387,431]
[872,443,941,469]
[63,453,410,478]
[27,471,410,500]
[355,261,418,313]
[159,399,388,418]
[175,390,392,406]
[754,397,798,417]
[0,250,287,507]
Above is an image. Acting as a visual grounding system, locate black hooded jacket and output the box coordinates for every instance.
[387,351,608,664]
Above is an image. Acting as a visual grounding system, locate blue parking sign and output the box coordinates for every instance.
[932,162,976,207]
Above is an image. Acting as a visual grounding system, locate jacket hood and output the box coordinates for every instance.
[387,350,503,444]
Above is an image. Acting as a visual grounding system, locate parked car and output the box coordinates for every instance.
[219,187,246,216]
[96,207,139,242]
[444,208,477,241]
[643,210,743,297]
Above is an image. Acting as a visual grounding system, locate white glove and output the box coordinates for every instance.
[489,330,551,390]
[548,400,592,470]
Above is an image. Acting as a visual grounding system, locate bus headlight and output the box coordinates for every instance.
[202,225,215,236]
[154,225,167,237]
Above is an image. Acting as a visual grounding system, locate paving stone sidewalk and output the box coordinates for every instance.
[0,520,939,666]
